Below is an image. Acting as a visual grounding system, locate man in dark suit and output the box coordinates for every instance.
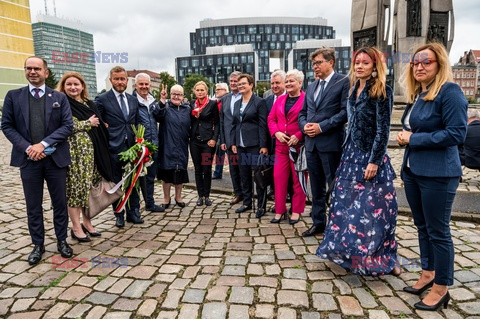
[95,66,142,227]
[219,71,243,205]
[298,47,349,237]
[459,109,480,170]
[1,56,74,265]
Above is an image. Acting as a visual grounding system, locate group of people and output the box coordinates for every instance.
[1,40,468,312]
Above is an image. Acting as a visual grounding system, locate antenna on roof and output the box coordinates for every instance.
[44,0,48,15]
[52,0,57,16]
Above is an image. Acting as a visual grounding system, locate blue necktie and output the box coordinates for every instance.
[314,80,325,107]
[119,94,128,120]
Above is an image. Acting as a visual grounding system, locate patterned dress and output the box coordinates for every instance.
[316,139,398,275]
[66,109,100,208]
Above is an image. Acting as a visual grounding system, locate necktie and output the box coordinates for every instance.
[33,88,41,99]
[119,94,128,120]
[314,80,325,106]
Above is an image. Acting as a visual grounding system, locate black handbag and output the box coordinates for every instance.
[254,155,273,189]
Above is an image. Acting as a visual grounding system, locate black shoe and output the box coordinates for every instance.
[115,213,125,228]
[81,224,101,237]
[302,224,326,237]
[235,205,252,213]
[403,280,434,295]
[204,197,212,206]
[270,214,287,223]
[414,292,450,311]
[57,240,73,258]
[146,204,165,212]
[196,197,204,206]
[28,245,45,265]
[212,175,222,179]
[161,200,171,210]
[256,208,265,218]
[229,196,243,205]
[71,229,91,242]
[175,199,186,208]
[289,216,301,225]
[126,209,144,224]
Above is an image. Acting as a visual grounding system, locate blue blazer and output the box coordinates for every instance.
[298,72,349,152]
[95,89,139,153]
[401,82,468,177]
[1,86,73,168]
[232,94,268,149]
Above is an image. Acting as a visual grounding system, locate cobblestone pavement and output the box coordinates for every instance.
[1,132,479,319]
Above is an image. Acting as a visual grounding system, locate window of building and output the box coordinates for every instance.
[285,42,291,49]
[241,55,247,63]
[236,26,245,34]
[181,60,189,67]
[248,55,254,63]
[209,29,214,37]
[265,26,272,34]
[192,59,199,67]
[217,57,223,64]
[275,25,280,33]
[292,35,298,41]
[344,60,350,68]
[256,34,262,41]
[210,38,216,45]
[244,35,250,42]
[292,26,299,34]
[227,36,233,44]
[271,34,277,41]
[224,28,229,35]
[215,28,222,36]
[249,26,257,34]
[224,56,230,64]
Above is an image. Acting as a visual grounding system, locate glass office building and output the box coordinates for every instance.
[176,17,335,85]
[32,15,97,96]
[0,0,35,106]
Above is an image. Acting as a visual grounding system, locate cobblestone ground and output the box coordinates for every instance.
[1,132,479,318]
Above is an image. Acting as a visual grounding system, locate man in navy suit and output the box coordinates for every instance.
[219,71,244,205]
[1,56,74,264]
[95,66,142,227]
[298,47,349,237]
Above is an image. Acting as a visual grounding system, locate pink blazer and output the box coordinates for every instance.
[268,91,305,149]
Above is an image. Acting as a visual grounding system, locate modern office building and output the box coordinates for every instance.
[175,17,336,85]
[32,15,97,96]
[0,0,35,106]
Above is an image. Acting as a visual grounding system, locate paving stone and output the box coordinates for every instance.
[333,279,351,295]
[251,255,275,263]
[365,281,394,296]
[136,299,157,317]
[312,293,337,311]
[265,264,281,275]
[201,302,227,319]
[10,297,36,312]
[7,311,44,319]
[281,279,307,290]
[247,264,264,275]
[311,281,333,293]
[225,256,248,265]
[64,304,92,318]
[378,297,412,315]
[229,286,254,305]
[121,279,153,298]
[0,298,14,316]
[206,286,229,301]
[229,304,250,319]
[308,271,335,280]
[352,287,378,308]
[0,287,21,298]
[162,289,183,309]
[216,276,245,286]
[457,301,480,315]
[58,285,92,301]
[169,278,190,290]
[277,290,309,308]
[249,276,277,288]
[301,312,320,319]
[277,307,297,319]
[43,302,72,319]
[449,287,476,301]
[125,265,157,279]
[31,300,55,311]
[276,250,296,260]
[85,305,107,319]
[454,270,480,283]
[182,289,206,303]
[179,304,200,319]
[156,310,178,318]
[258,287,276,302]
[102,312,132,319]
[283,268,307,279]
[222,265,246,276]
[85,292,119,305]
[337,296,363,316]
[167,255,198,265]
[368,309,390,319]
[255,304,275,318]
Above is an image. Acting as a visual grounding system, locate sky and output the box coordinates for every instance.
[30,0,480,91]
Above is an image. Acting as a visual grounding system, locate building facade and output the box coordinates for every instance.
[176,17,335,86]
[32,15,97,97]
[0,0,35,106]
[454,50,480,101]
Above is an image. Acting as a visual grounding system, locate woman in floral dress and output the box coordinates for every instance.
[57,72,113,242]
[316,47,400,276]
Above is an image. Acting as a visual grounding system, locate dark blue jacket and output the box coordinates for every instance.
[344,83,393,165]
[153,100,191,170]
[401,82,468,177]
[133,90,159,146]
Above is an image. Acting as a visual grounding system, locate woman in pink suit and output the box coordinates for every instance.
[268,69,307,224]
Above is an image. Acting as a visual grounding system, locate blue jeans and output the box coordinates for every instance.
[402,167,459,286]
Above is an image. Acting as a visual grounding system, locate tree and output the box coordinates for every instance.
[158,71,177,93]
[183,74,212,101]
[255,81,270,98]
[45,68,58,89]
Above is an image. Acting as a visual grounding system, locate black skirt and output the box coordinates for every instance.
[158,168,189,184]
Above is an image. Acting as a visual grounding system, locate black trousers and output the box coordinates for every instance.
[238,146,267,209]
[190,138,216,197]
[227,148,242,197]
[20,157,68,244]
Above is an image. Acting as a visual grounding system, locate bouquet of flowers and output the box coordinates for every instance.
[112,125,157,213]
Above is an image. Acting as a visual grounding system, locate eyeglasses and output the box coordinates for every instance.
[24,67,43,72]
[171,93,184,97]
[237,82,249,87]
[215,88,226,91]
[410,59,438,68]
[312,60,328,67]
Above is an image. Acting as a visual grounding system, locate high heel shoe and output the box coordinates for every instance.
[71,229,91,242]
[414,292,450,311]
[270,214,287,223]
[162,200,171,210]
[81,224,101,237]
[289,217,300,225]
[403,279,434,295]
[175,199,186,208]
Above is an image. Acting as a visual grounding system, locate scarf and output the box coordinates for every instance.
[191,97,209,118]
[68,96,115,182]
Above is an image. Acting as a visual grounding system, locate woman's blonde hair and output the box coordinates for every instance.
[404,42,453,103]
[349,47,387,99]
[193,81,208,92]
[56,71,90,101]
